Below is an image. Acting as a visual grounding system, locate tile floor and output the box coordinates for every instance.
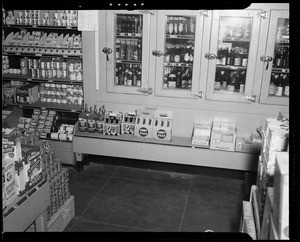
[64,155,247,233]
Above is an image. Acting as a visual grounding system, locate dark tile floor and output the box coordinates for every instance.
[64,155,247,232]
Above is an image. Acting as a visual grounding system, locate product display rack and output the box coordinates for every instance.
[73,122,259,171]
[2,10,83,117]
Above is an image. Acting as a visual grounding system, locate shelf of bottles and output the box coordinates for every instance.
[162,16,196,90]
[214,17,252,94]
[269,18,289,98]
[114,14,143,87]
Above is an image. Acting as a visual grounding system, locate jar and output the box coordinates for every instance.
[67,93,73,104]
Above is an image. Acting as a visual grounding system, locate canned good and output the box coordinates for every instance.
[51,202,57,215]
[47,206,52,221]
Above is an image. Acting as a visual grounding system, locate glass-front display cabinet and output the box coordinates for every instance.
[259,10,289,105]
[105,11,151,95]
[205,10,261,103]
[154,10,204,98]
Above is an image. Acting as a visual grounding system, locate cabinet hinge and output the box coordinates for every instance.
[248,11,268,19]
[196,10,210,17]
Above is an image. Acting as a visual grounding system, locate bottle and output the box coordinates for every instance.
[87,106,97,132]
[227,71,236,92]
[239,71,246,93]
[234,50,242,66]
[222,48,227,65]
[283,74,289,96]
[275,46,283,68]
[226,49,232,66]
[168,70,177,89]
[168,17,174,34]
[126,39,132,60]
[178,17,184,35]
[190,17,195,35]
[241,51,248,67]
[282,47,288,68]
[174,47,181,63]
[220,70,227,90]
[115,39,120,60]
[214,69,221,91]
[176,68,183,88]
[182,68,189,88]
[269,73,277,95]
[78,103,88,132]
[96,106,105,134]
[274,74,283,96]
[134,16,139,34]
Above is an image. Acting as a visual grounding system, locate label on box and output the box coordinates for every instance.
[3,156,17,207]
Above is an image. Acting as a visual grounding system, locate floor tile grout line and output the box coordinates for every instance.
[178,177,192,232]
[75,217,159,232]
[77,166,121,219]
[66,216,80,232]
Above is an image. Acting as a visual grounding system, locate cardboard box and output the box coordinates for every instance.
[153,110,173,141]
[14,158,27,196]
[192,122,212,148]
[2,156,17,209]
[121,112,136,135]
[22,144,43,191]
[2,135,22,162]
[241,201,257,240]
[47,195,75,232]
[210,121,236,151]
[134,109,155,139]
[103,111,122,136]
[235,136,262,154]
[273,152,289,240]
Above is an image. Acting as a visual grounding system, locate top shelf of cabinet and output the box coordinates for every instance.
[3,24,79,31]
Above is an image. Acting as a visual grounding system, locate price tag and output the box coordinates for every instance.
[62,55,68,58]
[32,25,37,28]
[48,79,54,83]
[128,33,132,36]
[35,53,42,56]
[27,78,32,81]
[71,110,76,113]
[15,52,21,55]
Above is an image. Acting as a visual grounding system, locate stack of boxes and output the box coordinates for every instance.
[256,117,289,239]
[235,132,262,154]
[16,83,39,104]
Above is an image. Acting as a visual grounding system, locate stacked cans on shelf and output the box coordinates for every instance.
[39,83,83,105]
[2,56,10,74]
[19,57,83,81]
[47,165,71,221]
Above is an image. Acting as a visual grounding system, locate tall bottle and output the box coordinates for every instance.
[283,74,289,96]
[274,74,283,96]
[96,105,105,134]
[87,106,96,133]
[78,103,88,132]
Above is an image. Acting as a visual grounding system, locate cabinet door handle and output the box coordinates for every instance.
[152,50,164,57]
[102,47,113,61]
[188,91,204,99]
[240,95,257,103]
[137,88,153,95]
[205,53,216,60]
[260,55,273,70]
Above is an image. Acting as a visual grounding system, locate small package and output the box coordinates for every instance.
[235,136,262,154]
[152,110,173,141]
[103,111,122,136]
[2,135,22,162]
[192,122,212,148]
[210,121,237,151]
[3,155,17,209]
[121,112,136,135]
[22,144,43,191]
[134,109,155,139]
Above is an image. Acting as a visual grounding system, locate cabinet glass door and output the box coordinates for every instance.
[259,10,289,105]
[206,10,261,102]
[154,11,203,98]
[106,11,150,94]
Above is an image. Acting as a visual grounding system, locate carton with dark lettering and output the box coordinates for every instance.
[152,110,173,141]
[134,109,155,139]
[22,144,43,191]
[3,154,17,209]
[121,112,136,135]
